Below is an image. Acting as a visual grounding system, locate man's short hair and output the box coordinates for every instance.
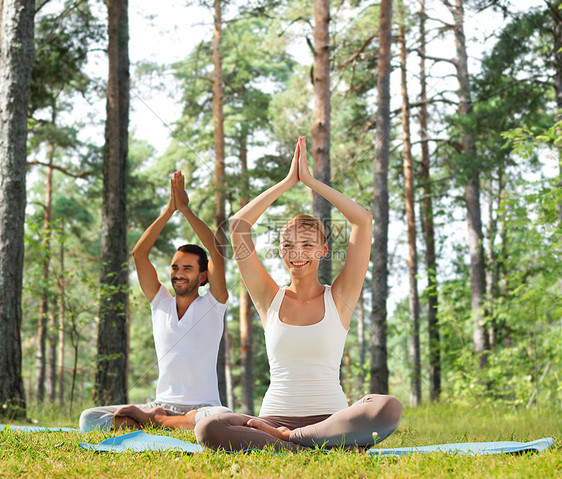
[176,244,209,286]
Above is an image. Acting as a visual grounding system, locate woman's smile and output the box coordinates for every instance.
[289,260,310,269]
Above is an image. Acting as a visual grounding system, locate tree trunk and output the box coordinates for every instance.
[370,0,393,395]
[486,178,500,349]
[69,321,79,417]
[94,0,129,405]
[498,170,509,300]
[419,0,440,401]
[312,0,332,285]
[447,0,488,366]
[238,131,254,415]
[399,10,421,407]
[357,285,365,393]
[57,234,65,406]
[44,153,57,403]
[35,142,54,402]
[551,0,562,225]
[46,308,57,402]
[223,319,235,411]
[0,0,34,419]
[239,285,254,413]
[212,0,228,406]
[466,177,488,365]
[344,350,353,402]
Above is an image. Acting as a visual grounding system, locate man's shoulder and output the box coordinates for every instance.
[151,285,174,308]
[196,289,227,313]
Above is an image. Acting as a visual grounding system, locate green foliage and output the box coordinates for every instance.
[30,1,104,114]
[163,8,303,246]
[22,200,99,409]
[502,116,562,161]
[17,0,562,416]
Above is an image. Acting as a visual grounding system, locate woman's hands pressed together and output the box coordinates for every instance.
[296,135,313,185]
[285,138,301,186]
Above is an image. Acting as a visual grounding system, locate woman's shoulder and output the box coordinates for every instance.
[268,286,285,309]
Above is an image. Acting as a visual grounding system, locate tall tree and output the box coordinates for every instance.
[238,125,254,415]
[312,0,332,284]
[94,0,130,405]
[398,2,421,406]
[356,286,366,393]
[34,129,54,402]
[549,0,562,225]
[418,0,440,401]
[370,0,393,394]
[0,0,34,419]
[485,177,500,349]
[211,0,229,406]
[28,3,100,402]
[57,230,66,405]
[446,0,488,365]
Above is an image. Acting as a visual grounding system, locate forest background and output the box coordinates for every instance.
[0,0,560,423]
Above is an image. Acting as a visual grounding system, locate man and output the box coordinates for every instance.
[80,171,230,431]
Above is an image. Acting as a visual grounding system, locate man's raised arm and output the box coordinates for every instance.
[132,178,176,303]
[172,171,228,304]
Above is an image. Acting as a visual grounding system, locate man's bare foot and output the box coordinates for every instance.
[114,405,168,427]
[113,415,141,430]
[246,418,291,441]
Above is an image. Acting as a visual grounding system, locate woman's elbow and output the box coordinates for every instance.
[357,211,373,229]
[229,216,248,235]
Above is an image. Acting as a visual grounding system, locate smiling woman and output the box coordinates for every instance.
[194,136,402,452]
[279,215,329,281]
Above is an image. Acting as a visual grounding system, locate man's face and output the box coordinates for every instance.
[170,251,205,297]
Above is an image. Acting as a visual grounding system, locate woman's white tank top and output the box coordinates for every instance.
[258,285,349,417]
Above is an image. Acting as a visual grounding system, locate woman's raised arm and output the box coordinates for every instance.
[297,136,372,329]
[229,141,300,324]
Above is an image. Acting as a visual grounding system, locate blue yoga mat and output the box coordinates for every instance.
[368,437,554,456]
[79,430,203,453]
[0,424,79,433]
[79,430,554,455]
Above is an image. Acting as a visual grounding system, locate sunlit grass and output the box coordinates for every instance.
[1,402,560,478]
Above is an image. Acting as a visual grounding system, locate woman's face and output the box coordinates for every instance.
[279,224,328,277]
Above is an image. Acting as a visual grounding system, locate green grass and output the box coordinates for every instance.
[1,403,560,478]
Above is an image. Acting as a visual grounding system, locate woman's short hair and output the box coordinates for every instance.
[176,244,209,286]
[280,214,327,244]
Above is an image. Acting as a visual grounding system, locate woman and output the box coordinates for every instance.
[196,137,402,451]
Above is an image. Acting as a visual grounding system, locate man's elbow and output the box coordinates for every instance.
[132,246,147,261]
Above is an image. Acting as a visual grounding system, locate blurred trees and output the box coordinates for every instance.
[1,0,558,417]
[27,0,103,404]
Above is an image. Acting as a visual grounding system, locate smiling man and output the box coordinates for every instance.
[79,171,230,431]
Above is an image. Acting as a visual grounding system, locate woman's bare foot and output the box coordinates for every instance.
[245,418,291,441]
